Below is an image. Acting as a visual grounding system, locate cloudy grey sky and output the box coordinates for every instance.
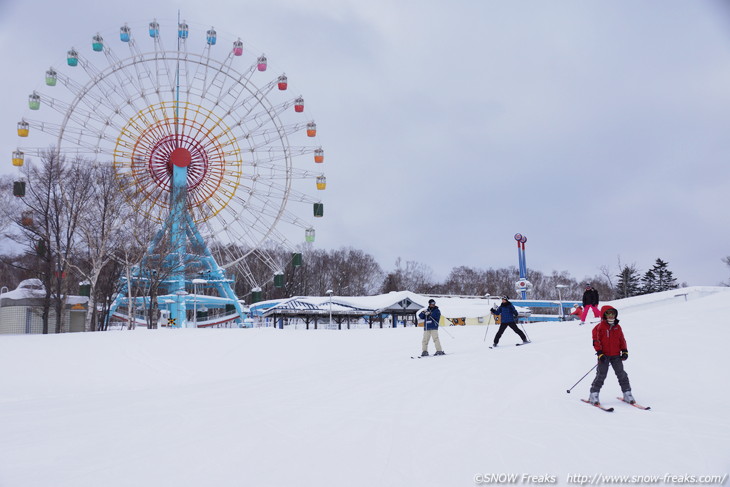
[2,0,729,287]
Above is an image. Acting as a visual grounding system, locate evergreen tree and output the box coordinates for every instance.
[641,258,678,294]
[640,269,656,295]
[652,258,678,291]
[616,264,641,298]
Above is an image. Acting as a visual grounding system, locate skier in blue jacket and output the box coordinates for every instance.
[490,296,529,347]
[418,299,444,356]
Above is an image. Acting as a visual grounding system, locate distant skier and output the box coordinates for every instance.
[571,305,583,320]
[490,296,529,347]
[580,284,601,325]
[418,299,445,356]
[588,305,636,405]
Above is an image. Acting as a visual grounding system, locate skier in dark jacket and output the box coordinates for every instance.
[580,284,601,325]
[588,305,637,405]
[418,299,444,356]
[490,296,529,347]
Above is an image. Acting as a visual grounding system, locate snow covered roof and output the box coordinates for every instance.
[253,290,428,317]
[0,279,88,307]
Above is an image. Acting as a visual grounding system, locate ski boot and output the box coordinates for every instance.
[622,390,636,404]
[434,351,445,356]
[421,351,429,357]
[589,392,600,405]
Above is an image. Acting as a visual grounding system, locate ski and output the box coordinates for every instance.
[580,399,614,412]
[411,354,447,359]
[515,342,531,347]
[616,397,651,410]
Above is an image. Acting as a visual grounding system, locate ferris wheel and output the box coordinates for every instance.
[12,18,327,298]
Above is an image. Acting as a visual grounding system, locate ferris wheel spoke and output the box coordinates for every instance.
[36,93,109,128]
[124,39,167,107]
[190,44,219,100]
[254,246,289,274]
[245,98,302,127]
[151,52,177,103]
[235,193,287,227]
[210,212,267,254]
[74,51,148,117]
[53,71,132,122]
[240,121,313,149]
[217,75,284,119]
[249,159,320,180]
[101,48,150,109]
[284,186,320,205]
[202,52,240,103]
[231,101,299,139]
[211,67,259,113]
[249,146,319,166]
[22,119,114,152]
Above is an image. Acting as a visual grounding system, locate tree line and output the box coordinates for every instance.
[0,153,706,333]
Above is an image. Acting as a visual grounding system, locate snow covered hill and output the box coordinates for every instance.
[1,287,728,487]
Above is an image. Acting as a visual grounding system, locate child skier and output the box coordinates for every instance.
[588,305,637,405]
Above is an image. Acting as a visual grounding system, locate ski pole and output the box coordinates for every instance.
[439,317,454,339]
[482,312,493,342]
[518,318,530,341]
[566,363,598,394]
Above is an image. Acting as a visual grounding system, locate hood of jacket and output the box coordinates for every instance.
[600,305,618,323]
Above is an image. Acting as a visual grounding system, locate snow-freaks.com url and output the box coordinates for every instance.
[564,473,728,485]
[472,473,728,485]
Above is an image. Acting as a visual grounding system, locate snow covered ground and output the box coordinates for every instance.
[1,287,728,487]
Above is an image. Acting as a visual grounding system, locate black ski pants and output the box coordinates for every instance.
[493,321,526,345]
[590,356,631,393]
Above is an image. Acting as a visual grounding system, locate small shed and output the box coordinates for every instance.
[0,279,88,334]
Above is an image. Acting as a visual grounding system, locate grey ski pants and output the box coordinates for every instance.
[590,356,631,393]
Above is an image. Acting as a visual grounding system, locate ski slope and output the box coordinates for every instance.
[0,287,728,486]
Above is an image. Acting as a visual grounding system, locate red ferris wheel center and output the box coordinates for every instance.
[170,147,192,168]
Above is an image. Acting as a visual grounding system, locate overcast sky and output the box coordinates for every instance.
[2,0,729,287]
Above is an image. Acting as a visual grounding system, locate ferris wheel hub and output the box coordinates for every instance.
[170,147,192,168]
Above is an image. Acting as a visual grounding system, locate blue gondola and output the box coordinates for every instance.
[67,48,79,66]
[206,28,217,45]
[178,22,189,39]
[120,24,131,42]
[149,20,160,38]
[92,34,104,52]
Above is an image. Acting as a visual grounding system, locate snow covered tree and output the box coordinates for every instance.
[616,264,642,298]
[6,152,94,333]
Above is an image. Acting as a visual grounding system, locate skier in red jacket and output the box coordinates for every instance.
[588,305,636,405]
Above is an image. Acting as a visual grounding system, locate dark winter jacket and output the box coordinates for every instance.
[583,288,599,306]
[419,306,441,330]
[591,305,628,357]
[492,301,519,324]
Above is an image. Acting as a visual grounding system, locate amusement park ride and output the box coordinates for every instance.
[514,233,532,300]
[11,18,327,327]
